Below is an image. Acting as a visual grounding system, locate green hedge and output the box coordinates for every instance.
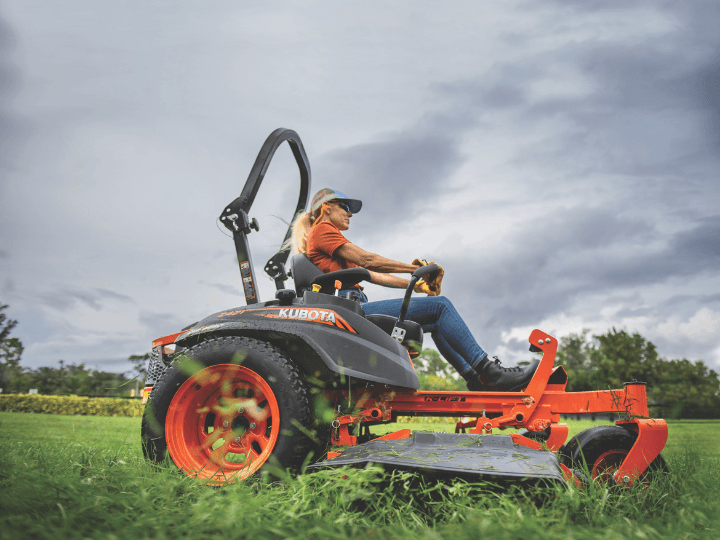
[0,394,145,417]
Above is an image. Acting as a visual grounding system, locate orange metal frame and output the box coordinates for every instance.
[325,329,668,486]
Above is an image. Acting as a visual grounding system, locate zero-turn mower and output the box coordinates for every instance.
[141,128,668,487]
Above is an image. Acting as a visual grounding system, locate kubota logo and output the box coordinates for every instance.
[274,308,356,333]
[278,308,335,322]
[221,306,358,334]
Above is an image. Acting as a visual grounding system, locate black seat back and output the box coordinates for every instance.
[291,254,371,295]
[290,254,325,296]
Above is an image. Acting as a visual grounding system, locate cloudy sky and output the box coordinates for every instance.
[1,0,718,375]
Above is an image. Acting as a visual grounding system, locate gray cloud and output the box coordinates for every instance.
[549,52,714,176]
[433,65,534,111]
[295,1,720,367]
[667,215,720,265]
[445,210,720,337]
[696,59,720,149]
[615,292,720,320]
[316,113,473,232]
[41,288,134,311]
[3,0,719,373]
[0,12,21,173]
[201,280,242,297]
[0,12,18,106]
[138,311,191,341]
[428,0,720,194]
[548,0,639,10]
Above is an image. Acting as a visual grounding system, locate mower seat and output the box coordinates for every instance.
[290,254,370,296]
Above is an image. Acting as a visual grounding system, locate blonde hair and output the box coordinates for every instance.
[282,188,336,254]
[283,205,326,254]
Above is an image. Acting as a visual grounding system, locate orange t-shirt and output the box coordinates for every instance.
[306,221,360,274]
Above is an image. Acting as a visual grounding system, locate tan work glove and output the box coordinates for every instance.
[412,258,445,296]
[414,280,438,296]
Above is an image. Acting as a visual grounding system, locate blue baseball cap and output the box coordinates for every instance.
[310,188,362,214]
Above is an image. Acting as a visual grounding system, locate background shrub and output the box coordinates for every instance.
[0,394,144,417]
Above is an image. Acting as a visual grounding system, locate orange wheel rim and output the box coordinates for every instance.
[166,364,280,485]
[592,449,628,482]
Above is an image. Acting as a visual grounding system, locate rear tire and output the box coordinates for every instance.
[141,336,314,484]
[558,425,667,483]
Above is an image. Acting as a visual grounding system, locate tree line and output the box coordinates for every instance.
[0,303,142,397]
[2,302,719,415]
[553,328,720,419]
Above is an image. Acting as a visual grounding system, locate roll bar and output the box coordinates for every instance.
[219,128,311,304]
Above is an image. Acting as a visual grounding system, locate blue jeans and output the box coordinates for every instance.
[339,290,486,376]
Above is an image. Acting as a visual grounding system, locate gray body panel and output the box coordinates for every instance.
[175,296,421,389]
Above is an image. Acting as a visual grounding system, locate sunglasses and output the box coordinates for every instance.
[334,201,351,214]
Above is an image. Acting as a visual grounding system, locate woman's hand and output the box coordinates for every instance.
[412,259,444,295]
[414,280,439,296]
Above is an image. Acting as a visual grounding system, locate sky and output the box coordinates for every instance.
[1,0,719,375]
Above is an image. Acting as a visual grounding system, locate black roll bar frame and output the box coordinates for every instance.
[219,128,311,304]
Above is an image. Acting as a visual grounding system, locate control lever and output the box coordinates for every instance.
[398,264,440,323]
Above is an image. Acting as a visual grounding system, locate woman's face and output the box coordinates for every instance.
[326,201,352,231]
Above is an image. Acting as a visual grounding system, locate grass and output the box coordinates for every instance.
[1,412,718,539]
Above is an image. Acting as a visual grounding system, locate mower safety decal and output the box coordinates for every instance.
[240,261,256,301]
[217,307,357,334]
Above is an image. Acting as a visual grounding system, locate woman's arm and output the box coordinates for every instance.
[336,243,419,274]
[367,270,411,288]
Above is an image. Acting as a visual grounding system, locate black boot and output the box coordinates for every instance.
[466,357,539,392]
[462,367,481,390]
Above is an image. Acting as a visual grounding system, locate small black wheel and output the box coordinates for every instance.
[558,425,667,483]
[141,336,315,484]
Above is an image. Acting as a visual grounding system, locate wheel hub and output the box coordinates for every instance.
[231,415,250,436]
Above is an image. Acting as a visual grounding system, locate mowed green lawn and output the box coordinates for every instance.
[2,413,716,459]
[0,412,718,540]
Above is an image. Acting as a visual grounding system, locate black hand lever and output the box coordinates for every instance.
[412,263,440,282]
[399,263,440,322]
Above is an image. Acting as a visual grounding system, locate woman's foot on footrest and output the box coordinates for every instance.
[466,357,540,392]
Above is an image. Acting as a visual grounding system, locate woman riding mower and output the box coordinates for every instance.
[288,188,539,392]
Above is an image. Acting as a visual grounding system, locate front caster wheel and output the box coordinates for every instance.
[141,336,314,484]
[558,425,668,484]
